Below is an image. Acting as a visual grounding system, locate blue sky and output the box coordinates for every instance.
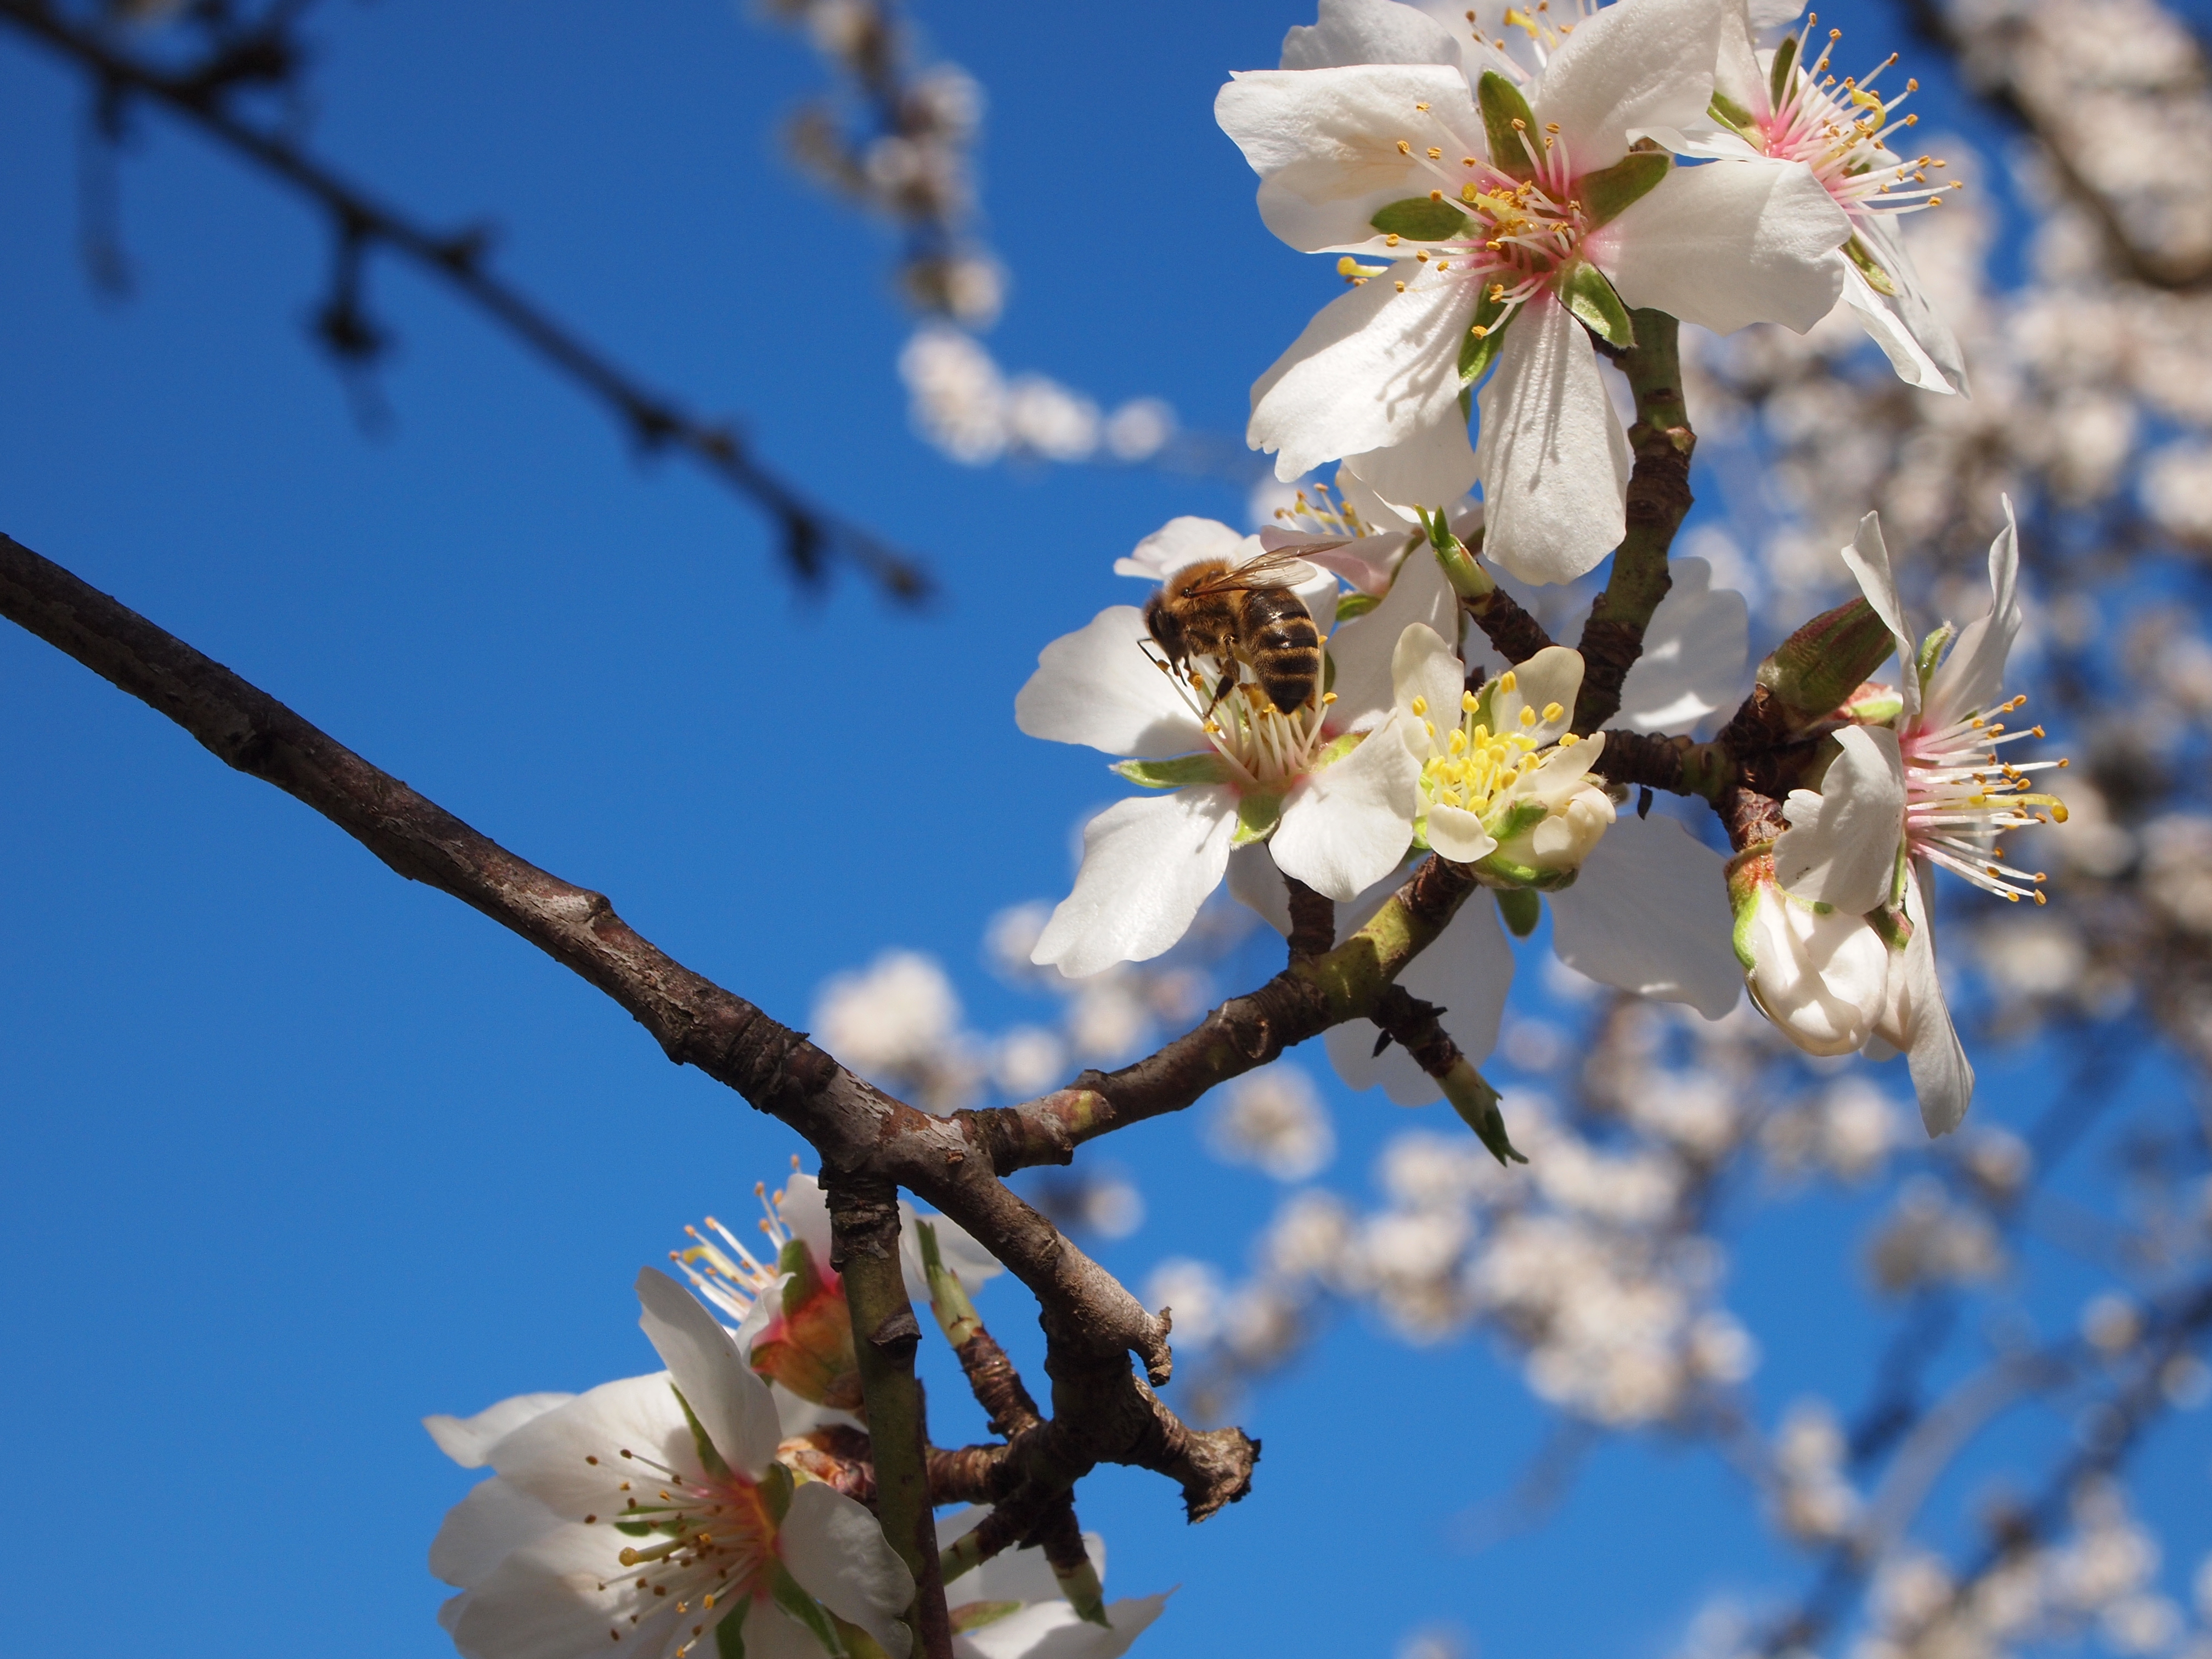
[1,3,2205,1657]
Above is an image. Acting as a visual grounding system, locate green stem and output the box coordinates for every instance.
[1575,309,1694,735]
[828,1177,953,1659]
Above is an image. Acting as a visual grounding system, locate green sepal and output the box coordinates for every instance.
[1844,233,1900,297]
[770,1564,851,1658]
[1425,519,1494,599]
[1318,731,1363,767]
[1578,148,1671,228]
[1915,623,1954,693]
[758,1460,794,1527]
[1843,689,1905,724]
[1442,1063,1528,1167]
[1054,1554,1112,1627]
[1724,847,1773,972]
[1707,88,1754,134]
[1478,71,1539,179]
[714,1598,751,1659]
[827,1616,891,1659]
[1112,754,1234,790]
[1559,259,1634,349]
[1731,890,1760,971]
[1496,885,1541,938]
[778,1237,824,1312]
[1484,798,1551,844]
[1458,272,1514,387]
[1868,893,1914,950]
[1334,590,1382,624]
[1232,792,1285,845]
[917,1218,983,1348]
[614,1519,658,1538]
[670,1384,731,1480]
[1370,196,1468,241]
[1769,32,1799,110]
[1470,849,1541,887]
[1756,597,1900,729]
[948,1602,1024,1635]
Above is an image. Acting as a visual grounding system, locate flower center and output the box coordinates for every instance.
[1149,653,1339,788]
[672,1172,796,1325]
[1412,676,1568,821]
[1744,18,1961,221]
[591,1442,780,1654]
[1899,695,2069,904]
[1271,479,1377,541]
[1373,123,1592,327]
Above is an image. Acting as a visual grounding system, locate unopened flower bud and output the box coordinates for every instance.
[1730,851,1891,1056]
[1757,597,1900,732]
[748,1238,865,1412]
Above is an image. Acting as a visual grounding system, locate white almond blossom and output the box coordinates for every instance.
[1685,1,1968,393]
[935,1507,1171,1659]
[426,1268,916,1659]
[1728,847,1893,1057]
[1019,518,1423,976]
[1216,0,1850,582]
[1760,503,2067,1131]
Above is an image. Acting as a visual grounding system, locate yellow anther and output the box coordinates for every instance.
[1519,706,1538,727]
[1541,701,1564,721]
[1429,188,1445,201]
[1427,146,1443,160]
[1462,690,1479,711]
[1471,324,1488,338]
[1397,139,1412,154]
[1323,691,1338,704]
[1498,671,1517,693]
[1448,729,1468,754]
[1396,280,1407,292]
[1416,102,1431,111]
[1410,695,1428,716]
[1386,233,1402,246]
[2051,803,2070,822]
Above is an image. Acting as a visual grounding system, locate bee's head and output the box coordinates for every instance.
[1142,588,1186,662]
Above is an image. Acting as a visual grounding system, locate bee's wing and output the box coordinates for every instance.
[1181,548,1318,595]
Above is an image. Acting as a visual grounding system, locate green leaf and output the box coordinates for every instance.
[1478,70,1538,180]
[1333,590,1382,624]
[1707,89,1754,134]
[1578,149,1671,228]
[1458,281,1514,388]
[1559,260,1634,349]
[1369,196,1466,241]
[714,1600,751,1659]
[1769,32,1799,110]
[1232,792,1284,845]
[1112,754,1233,789]
[770,1565,851,1658]
[1844,233,1900,297]
[1495,885,1541,938]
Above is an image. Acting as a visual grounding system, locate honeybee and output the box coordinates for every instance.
[1143,549,1323,716]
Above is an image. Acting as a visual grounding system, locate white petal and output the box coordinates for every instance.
[939,1509,1066,1607]
[1836,511,1916,721]
[1922,499,2020,726]
[1274,720,1421,898]
[1836,261,1954,396]
[1844,215,1968,394]
[1290,557,1345,641]
[1263,526,1418,597]
[1589,160,1849,336]
[1493,644,1585,746]
[636,1268,784,1479]
[1474,296,1630,584]
[1615,556,1751,732]
[1250,262,1477,481]
[449,1522,685,1659]
[1113,516,1249,582]
[1425,802,1497,864]
[746,1607,830,1659]
[1015,607,1207,759]
[900,1204,1002,1301]
[1531,0,1727,163]
[425,1393,578,1470]
[1391,620,1467,741]
[1217,64,1483,252]
[1325,885,1512,1102]
[1226,841,1296,935]
[958,1594,1175,1659]
[781,1480,917,1658]
[486,1373,698,1517]
[1341,415,1480,517]
[1327,538,1458,729]
[1773,725,1907,915]
[1282,0,1463,69]
[1880,871,1974,1135]
[1032,788,1239,977]
[1549,815,1740,1017]
[430,1477,563,1589]
[777,1173,835,1263]
[1745,888,1889,1056]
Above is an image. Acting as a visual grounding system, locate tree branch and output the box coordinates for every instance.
[0,0,930,601]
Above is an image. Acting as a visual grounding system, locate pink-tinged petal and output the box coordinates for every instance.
[1879,870,1974,1135]
[1474,296,1630,584]
[1282,0,1463,70]
[425,1393,577,1470]
[1326,885,1512,1102]
[486,1373,698,1517]
[1774,725,1908,915]
[1113,516,1250,582]
[1033,788,1240,977]
[1015,607,1208,759]
[1262,526,1418,597]
[1615,555,1750,733]
[1922,499,2021,726]
[1273,720,1421,899]
[1328,542,1458,729]
[430,1476,563,1589]
[781,1480,917,1659]
[1226,841,1297,935]
[1531,0,1727,163]
[1251,262,1479,481]
[1340,414,1480,517]
[1550,815,1741,1017]
[1837,511,1917,721]
[635,1267,783,1479]
[1589,160,1849,336]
